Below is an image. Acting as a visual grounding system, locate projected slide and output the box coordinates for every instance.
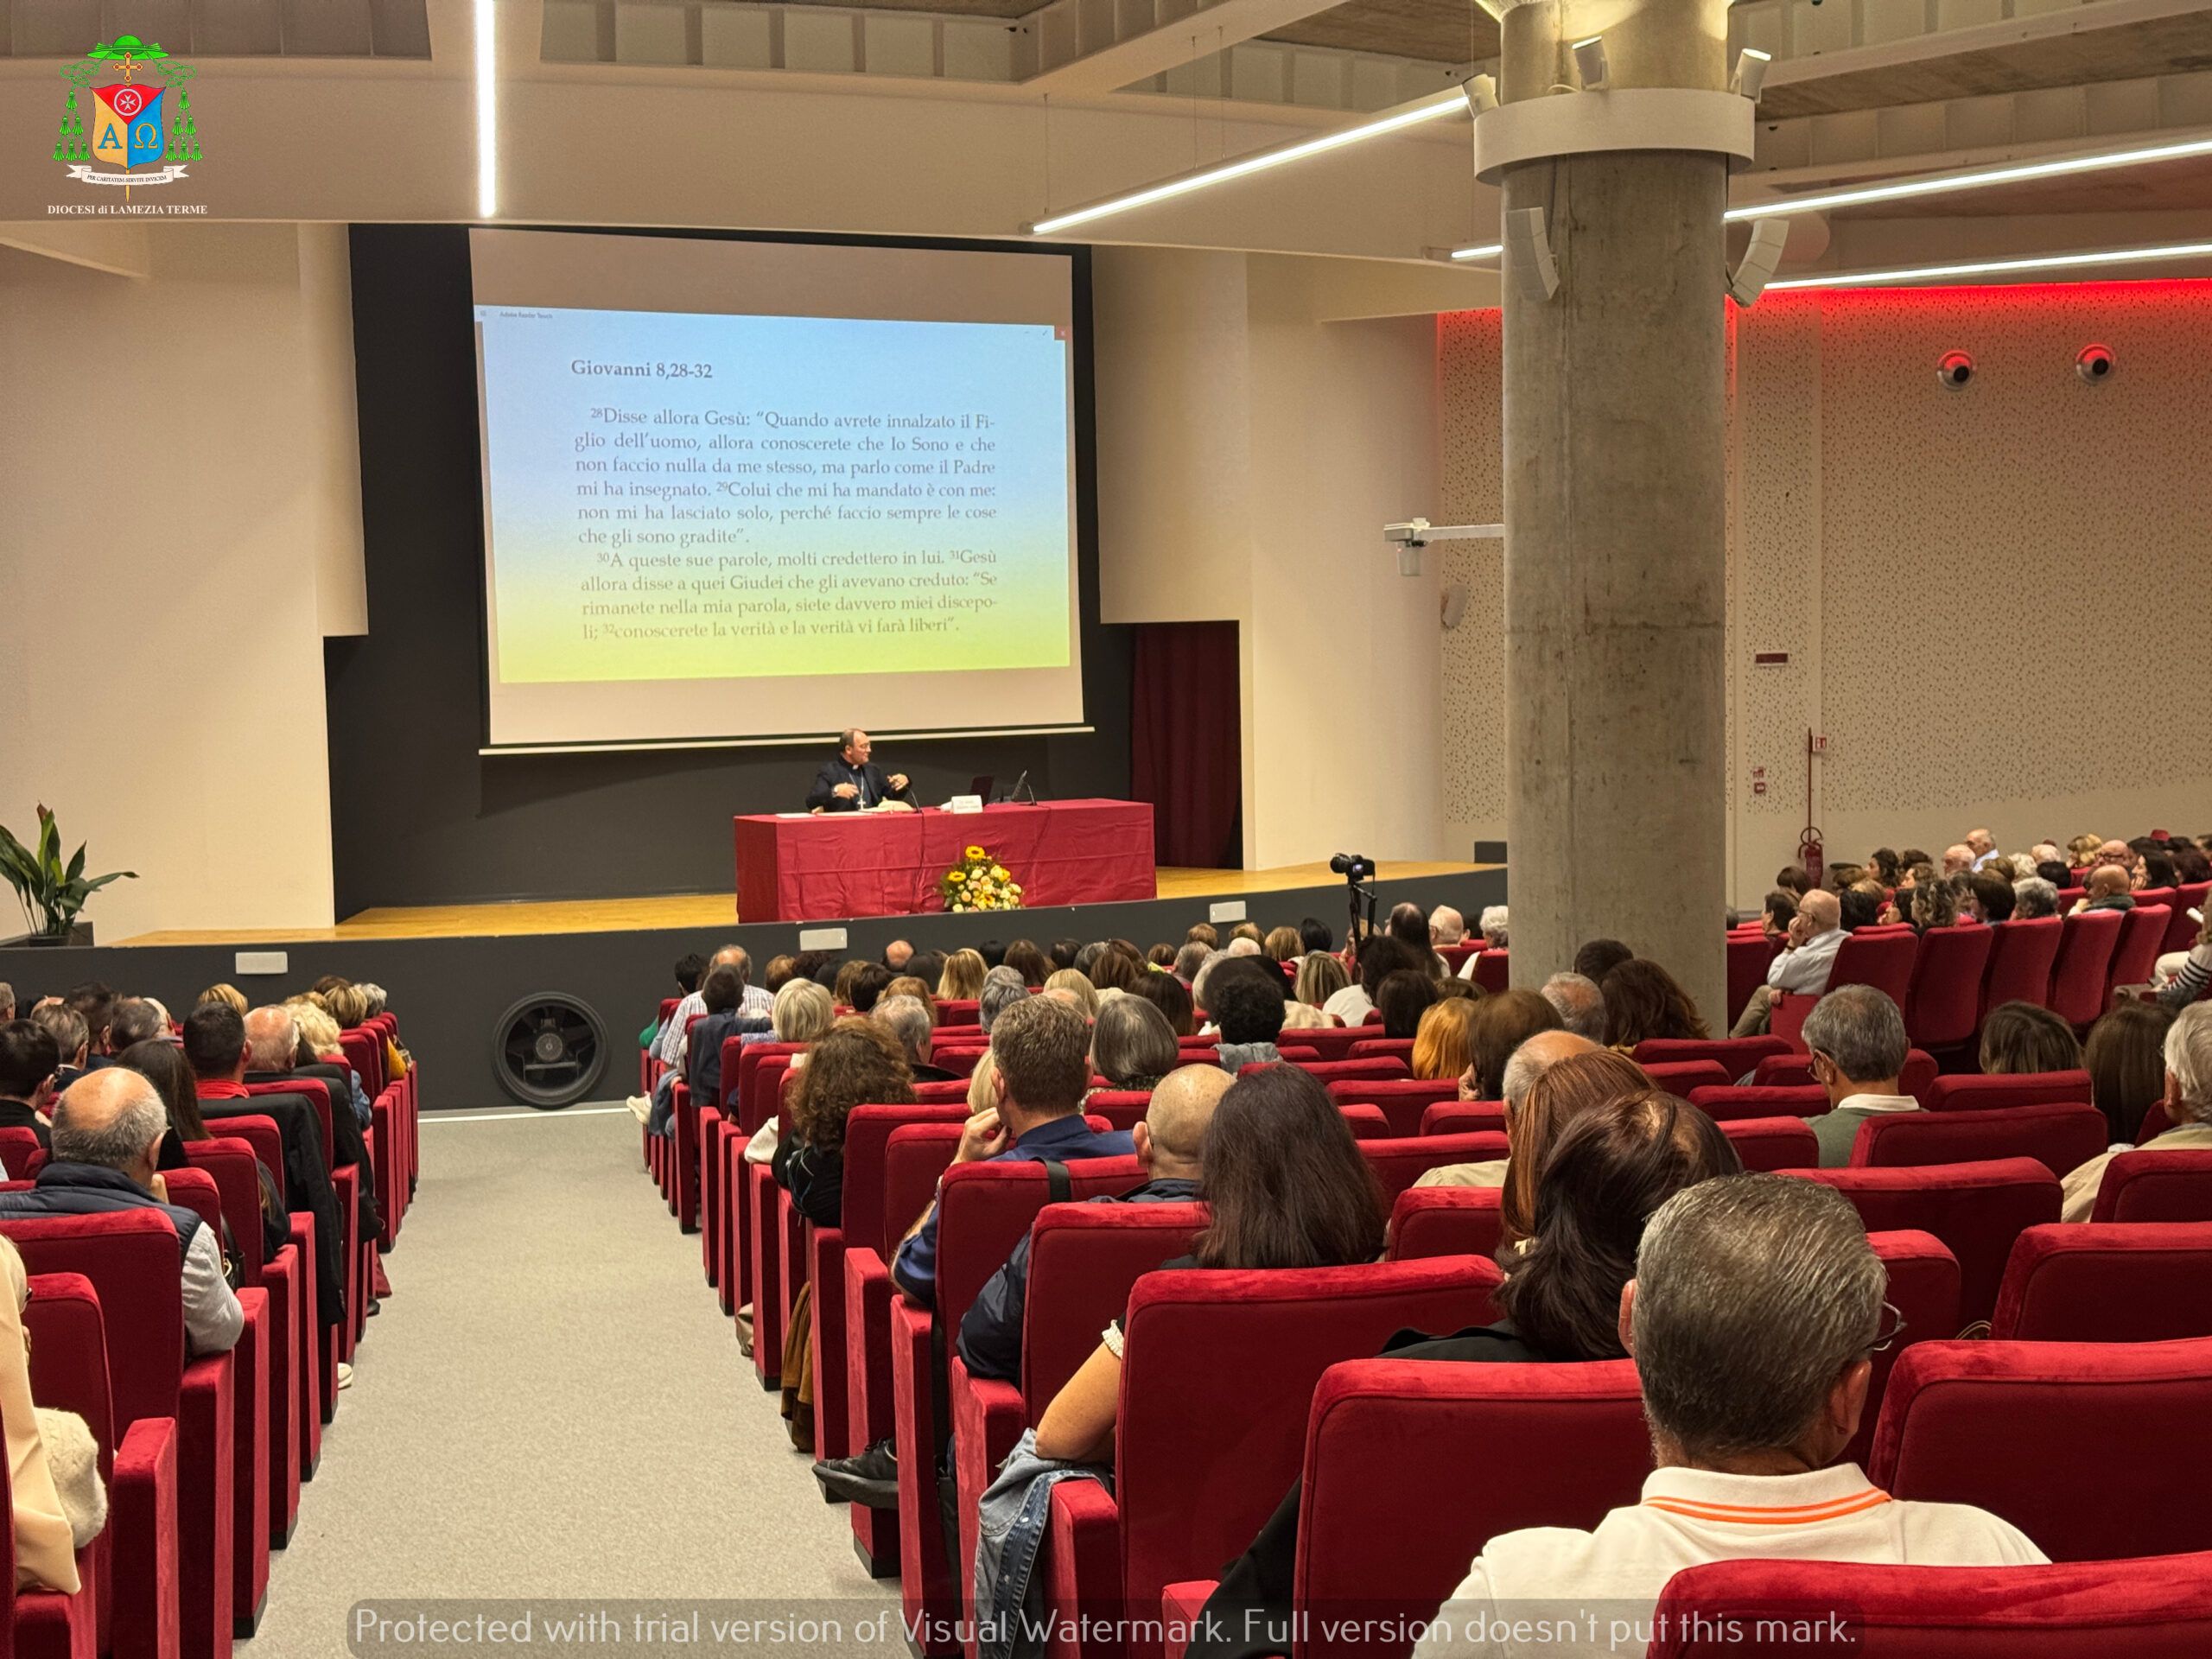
[468,231,1084,751]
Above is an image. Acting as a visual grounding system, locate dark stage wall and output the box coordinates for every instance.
[0,869,1506,1111]
[329,226,1133,916]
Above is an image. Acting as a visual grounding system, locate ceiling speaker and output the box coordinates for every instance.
[493,993,607,1109]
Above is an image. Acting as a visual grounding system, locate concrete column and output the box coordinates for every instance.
[1500,0,1731,1025]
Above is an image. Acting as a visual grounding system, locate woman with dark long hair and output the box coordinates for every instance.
[1033,1066,1383,1462]
[1602,959,1709,1049]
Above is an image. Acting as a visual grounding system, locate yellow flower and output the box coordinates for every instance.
[991,865,1008,880]
[964,845,986,861]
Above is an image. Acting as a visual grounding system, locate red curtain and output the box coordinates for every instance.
[1130,621,1242,868]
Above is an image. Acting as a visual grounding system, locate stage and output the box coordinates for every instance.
[4,860,1506,1110]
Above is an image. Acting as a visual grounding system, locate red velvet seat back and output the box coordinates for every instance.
[1686,1083,1829,1122]
[1993,1223,2212,1341]
[216,1116,287,1205]
[1084,1091,1152,1132]
[1634,1036,1789,1071]
[717,1036,748,1114]
[1753,1049,1939,1102]
[0,1211,183,1429]
[1719,1116,1819,1172]
[339,1028,384,1099]
[1830,930,1918,1006]
[1019,1202,1207,1417]
[1294,1058,1410,1089]
[24,1273,118,1485]
[741,1048,805,1135]
[0,1126,43,1179]
[1327,1078,1459,1138]
[2110,905,2172,995]
[180,1140,268,1281]
[1923,1070,2091,1114]
[880,1124,967,1262]
[912,1079,971,1104]
[2092,1148,2212,1223]
[1472,950,1509,994]
[1727,934,1783,1027]
[1358,1132,1509,1208]
[1292,1027,1379,1060]
[1852,1230,1961,1470]
[1979,916,2063,1023]
[1437,942,1478,972]
[1787,1158,2059,1328]
[1871,1334,2212,1561]
[1114,1259,1503,1648]
[937,999,981,1028]
[933,1156,1145,1335]
[1642,1060,1731,1096]
[1385,1185,1504,1262]
[2169,885,2211,954]
[824,1104,973,1259]
[1292,1358,1646,1659]
[1418,1101,1508,1137]
[1346,1038,1414,1065]
[1650,1553,2212,1657]
[243,1080,335,1171]
[2049,908,2125,1025]
[1903,925,1996,1049]
[1852,1103,2107,1179]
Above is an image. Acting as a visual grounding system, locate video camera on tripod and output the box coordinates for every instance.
[1331,852,1379,946]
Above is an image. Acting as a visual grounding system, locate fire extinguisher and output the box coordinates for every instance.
[1799,728,1824,887]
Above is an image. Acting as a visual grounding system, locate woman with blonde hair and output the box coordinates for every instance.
[768,978,835,1047]
[1412,997,1481,1083]
[1278,1001,1332,1031]
[1262,926,1302,963]
[196,983,247,1016]
[938,949,988,1001]
[1293,952,1349,1013]
[883,976,938,1027]
[1044,968,1099,1019]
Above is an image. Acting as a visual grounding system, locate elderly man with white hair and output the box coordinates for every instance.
[875,994,957,1083]
[1730,888,1845,1037]
[1965,828,2001,870]
[0,1071,244,1356]
[2060,1002,2212,1220]
[1429,907,1466,948]
[1455,906,1510,982]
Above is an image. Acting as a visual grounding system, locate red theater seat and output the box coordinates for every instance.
[0,1126,45,1179]
[1634,1037,1789,1072]
[1293,1058,1410,1090]
[2109,904,2172,999]
[1685,1084,1829,1122]
[1900,925,1994,1052]
[1282,1027,1370,1061]
[2048,908,2125,1027]
[1041,1258,1502,1659]
[938,998,980,1028]
[1719,1117,1819,1172]
[1418,1101,1508,1137]
[2169,884,2211,954]
[1346,1038,1414,1065]
[1472,950,1509,994]
[1786,1159,2059,1328]
[1978,916,2063,1026]
[1842,1232,1961,1471]
[1358,1134,1508,1209]
[1827,929,1918,1008]
[1923,1070,2092,1114]
[1992,1223,2212,1341]
[1641,1060,1730,1096]
[1870,1334,2212,1562]
[1649,1553,2212,1658]
[1386,1185,1504,1262]
[1084,1091,1153,1132]
[1726,934,1782,1027]
[2092,1148,2212,1222]
[1326,1079,1458,1138]
[1850,1103,2107,1179]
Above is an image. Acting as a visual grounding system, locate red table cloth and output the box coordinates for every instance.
[734,799,1157,922]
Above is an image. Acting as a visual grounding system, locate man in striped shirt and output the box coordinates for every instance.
[1414,1176,2044,1659]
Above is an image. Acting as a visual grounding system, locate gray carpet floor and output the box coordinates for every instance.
[249,1104,900,1658]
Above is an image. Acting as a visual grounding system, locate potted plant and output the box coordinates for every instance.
[0,805,135,947]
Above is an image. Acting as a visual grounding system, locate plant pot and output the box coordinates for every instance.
[2,923,92,948]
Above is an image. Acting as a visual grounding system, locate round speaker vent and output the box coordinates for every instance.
[492,994,607,1109]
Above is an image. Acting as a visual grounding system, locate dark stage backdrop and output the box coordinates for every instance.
[330,226,1132,915]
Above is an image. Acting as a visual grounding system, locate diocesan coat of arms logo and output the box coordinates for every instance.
[54,36,202,188]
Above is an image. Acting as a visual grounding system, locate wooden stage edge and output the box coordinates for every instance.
[114,861,1499,947]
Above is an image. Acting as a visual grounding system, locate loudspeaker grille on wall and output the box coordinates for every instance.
[493,994,607,1108]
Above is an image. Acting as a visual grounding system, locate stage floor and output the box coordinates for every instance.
[115,861,1494,946]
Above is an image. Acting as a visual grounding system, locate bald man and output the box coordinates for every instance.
[2075,863,2138,915]
[1942,844,1975,876]
[1732,888,1846,1037]
[1966,829,2000,870]
[955,1063,1233,1386]
[0,1071,243,1356]
[244,1006,299,1074]
[1416,1030,1603,1192]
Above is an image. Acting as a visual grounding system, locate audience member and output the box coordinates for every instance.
[1173,941,1211,983]
[876,995,956,1083]
[1089,946,1144,995]
[1965,828,2000,870]
[1800,987,1916,1166]
[1090,996,1179,1092]
[1416,1039,1631,1224]
[1967,869,2016,924]
[1197,1085,1741,1657]
[882,976,937,1025]
[1262,926,1302,963]
[2074,863,2136,914]
[1413,1174,2044,1658]
[1292,952,1348,1012]
[1573,938,1634,984]
[1979,1001,2084,1076]
[976,967,1030,1035]
[0,1021,58,1149]
[0,1231,102,1593]
[1299,918,1333,956]
[1758,890,1797,939]
[29,1007,88,1095]
[1902,878,1961,931]
[1866,849,1902,888]
[1942,843,1974,876]
[880,939,913,973]
[1478,906,1510,949]
[1774,866,1812,900]
[1412,999,1479,1083]
[1603,960,1707,1049]
[2085,1001,2174,1146]
[119,1039,288,1265]
[653,945,770,1071]
[938,950,988,1001]
[1002,941,1050,988]
[1540,973,1606,1042]
[1127,970,1196,1039]
[1230,923,1264,950]
[0,1071,244,1357]
[1731,890,1843,1036]
[1465,990,1566,1103]
[1327,937,1420,1026]
[0,984,11,1023]
[958,1065,1231,1387]
[1838,884,1882,931]
[846,963,895,1014]
[1374,969,1439,1040]
[1042,968,1099,1018]
[1046,939,1078,971]
[1210,963,1289,1071]
[1033,1065,1383,1463]
[1386,903,1430,952]
[2013,876,2061,919]
[2060,1003,2212,1219]
[1279,1000,1332,1029]
[1429,908,1466,948]
[1185,923,1219,950]
[1145,944,1178,970]
[765,979,835,1052]
[905,950,948,991]
[2157,909,2212,1011]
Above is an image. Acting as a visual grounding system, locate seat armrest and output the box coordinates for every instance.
[843,1249,894,1461]
[1045,1479,1124,1659]
[112,1415,181,1659]
[1160,1582,1220,1659]
[951,1362,1029,1643]
[178,1351,238,1654]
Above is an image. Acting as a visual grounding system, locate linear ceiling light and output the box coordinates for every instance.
[1441,129,2212,262]
[1027,88,1465,237]
[474,0,498,219]
[1767,237,2212,290]
[1449,242,1503,262]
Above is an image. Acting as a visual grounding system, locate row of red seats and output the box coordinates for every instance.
[0,1010,421,1659]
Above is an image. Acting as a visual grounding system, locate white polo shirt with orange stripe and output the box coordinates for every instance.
[1410,1463,2045,1659]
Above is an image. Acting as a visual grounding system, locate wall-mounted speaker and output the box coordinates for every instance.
[493,993,607,1108]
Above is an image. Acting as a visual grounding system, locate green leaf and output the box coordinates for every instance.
[64,842,85,887]
[36,810,60,882]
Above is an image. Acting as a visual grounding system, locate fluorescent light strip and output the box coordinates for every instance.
[1450,243,1503,262]
[474,0,498,219]
[1028,90,1465,237]
[1769,238,2212,290]
[1443,130,2212,261]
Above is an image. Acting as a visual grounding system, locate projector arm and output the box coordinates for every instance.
[1382,518,1504,575]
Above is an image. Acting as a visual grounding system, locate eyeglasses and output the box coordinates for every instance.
[1866,1300,1906,1356]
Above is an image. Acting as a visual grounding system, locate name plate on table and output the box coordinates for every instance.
[947,794,984,814]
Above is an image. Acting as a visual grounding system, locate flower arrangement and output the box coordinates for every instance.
[942,844,1023,912]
